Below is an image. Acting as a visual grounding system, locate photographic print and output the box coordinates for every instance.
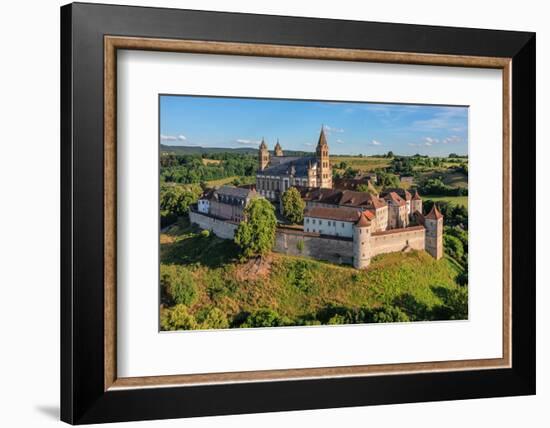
[159,96,469,331]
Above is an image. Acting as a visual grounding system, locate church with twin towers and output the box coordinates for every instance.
[256,127,332,201]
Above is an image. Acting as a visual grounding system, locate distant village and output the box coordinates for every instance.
[190,128,444,269]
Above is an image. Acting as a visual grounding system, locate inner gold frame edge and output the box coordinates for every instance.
[104,35,512,391]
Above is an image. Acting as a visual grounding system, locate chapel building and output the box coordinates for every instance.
[256,128,332,201]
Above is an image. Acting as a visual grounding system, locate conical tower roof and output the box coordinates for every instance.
[412,190,421,200]
[317,126,328,147]
[274,139,282,150]
[425,204,443,220]
[356,212,372,227]
[259,138,267,150]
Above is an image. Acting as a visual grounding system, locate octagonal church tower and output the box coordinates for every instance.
[258,138,270,171]
[316,127,332,188]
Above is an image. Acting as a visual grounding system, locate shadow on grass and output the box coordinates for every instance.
[390,286,468,322]
[161,232,239,268]
[161,217,240,268]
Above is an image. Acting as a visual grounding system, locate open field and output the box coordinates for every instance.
[423,195,468,208]
[201,158,221,166]
[332,156,392,172]
[160,218,466,329]
[417,169,468,188]
[205,175,256,187]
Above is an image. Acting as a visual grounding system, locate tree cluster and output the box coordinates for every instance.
[160,184,202,226]
[160,153,257,184]
[281,187,306,224]
[234,198,277,258]
[418,178,468,196]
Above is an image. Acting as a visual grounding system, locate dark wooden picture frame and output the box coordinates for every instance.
[61,2,535,424]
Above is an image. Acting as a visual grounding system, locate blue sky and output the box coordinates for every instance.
[160,95,468,156]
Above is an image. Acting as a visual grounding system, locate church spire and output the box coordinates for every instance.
[316,125,331,189]
[258,137,269,170]
[274,138,283,156]
[317,125,328,148]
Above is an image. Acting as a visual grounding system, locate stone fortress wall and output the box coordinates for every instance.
[274,228,354,265]
[370,226,425,256]
[190,210,428,267]
[189,210,238,240]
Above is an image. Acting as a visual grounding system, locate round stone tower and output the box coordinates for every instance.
[258,138,270,171]
[353,212,372,269]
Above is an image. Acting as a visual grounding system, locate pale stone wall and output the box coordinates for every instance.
[373,206,389,231]
[209,200,245,222]
[303,215,355,238]
[425,218,443,259]
[197,199,209,214]
[189,210,238,240]
[274,228,354,265]
[370,226,425,257]
[191,210,431,266]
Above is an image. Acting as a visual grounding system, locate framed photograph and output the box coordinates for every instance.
[61,2,535,424]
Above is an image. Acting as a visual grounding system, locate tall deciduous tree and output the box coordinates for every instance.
[234,198,277,258]
[281,187,306,224]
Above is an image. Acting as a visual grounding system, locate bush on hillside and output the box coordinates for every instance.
[160,264,198,306]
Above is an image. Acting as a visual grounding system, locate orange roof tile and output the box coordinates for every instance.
[356,212,372,227]
[425,204,443,220]
[384,191,406,206]
[305,206,362,222]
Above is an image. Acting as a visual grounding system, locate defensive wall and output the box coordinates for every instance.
[190,210,427,266]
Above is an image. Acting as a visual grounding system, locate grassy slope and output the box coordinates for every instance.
[424,195,468,208]
[161,219,464,324]
[332,156,391,173]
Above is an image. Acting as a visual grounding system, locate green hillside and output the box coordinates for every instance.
[160,219,467,330]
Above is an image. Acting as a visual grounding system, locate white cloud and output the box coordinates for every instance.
[236,138,260,146]
[323,125,344,133]
[178,134,187,141]
[424,137,439,144]
[371,140,382,146]
[160,134,177,141]
[442,135,461,144]
[336,139,344,144]
[412,107,467,130]
[304,142,314,147]
[424,142,432,146]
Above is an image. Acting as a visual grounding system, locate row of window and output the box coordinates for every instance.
[305,218,346,227]
[304,227,342,236]
[217,196,245,206]
[258,179,280,191]
[259,177,317,191]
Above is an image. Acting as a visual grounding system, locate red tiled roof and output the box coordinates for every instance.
[364,210,376,221]
[356,212,372,227]
[300,187,387,210]
[412,190,421,200]
[384,191,406,206]
[425,204,443,220]
[305,206,362,222]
